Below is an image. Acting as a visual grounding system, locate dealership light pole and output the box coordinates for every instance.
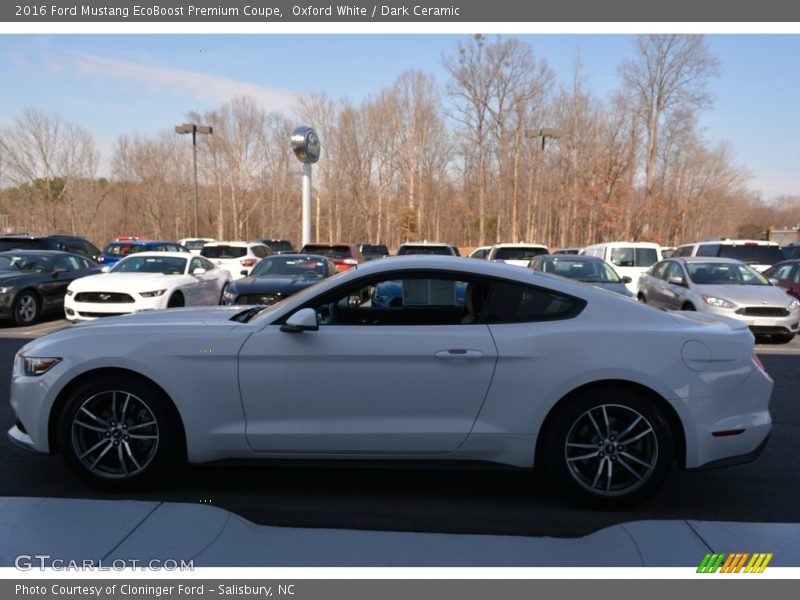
[291,126,321,247]
[175,123,213,237]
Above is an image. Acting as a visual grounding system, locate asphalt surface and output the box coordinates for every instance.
[1,318,798,538]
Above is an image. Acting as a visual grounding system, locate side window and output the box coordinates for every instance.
[672,245,691,257]
[664,262,686,283]
[311,276,472,326]
[484,282,585,324]
[201,258,216,271]
[609,247,634,267]
[252,245,270,258]
[189,257,204,273]
[650,261,669,280]
[771,264,795,281]
[696,244,721,257]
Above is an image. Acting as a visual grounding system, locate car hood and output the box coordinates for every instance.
[0,271,38,284]
[71,305,249,328]
[228,276,319,295]
[68,272,186,293]
[691,284,795,307]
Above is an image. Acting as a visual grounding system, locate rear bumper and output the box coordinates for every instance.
[686,431,770,471]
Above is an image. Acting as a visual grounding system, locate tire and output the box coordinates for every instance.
[167,292,184,308]
[544,388,673,508]
[56,375,176,490]
[13,290,41,326]
[681,303,696,311]
[637,294,646,303]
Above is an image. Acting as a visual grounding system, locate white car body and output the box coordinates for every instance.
[200,241,272,280]
[10,256,772,505]
[177,238,215,256]
[63,252,230,321]
[487,243,550,267]
[581,242,663,294]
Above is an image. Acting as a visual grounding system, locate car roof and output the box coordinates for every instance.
[683,239,779,246]
[113,251,192,260]
[0,249,87,257]
[542,254,604,261]
[398,241,453,247]
[204,241,266,247]
[491,242,548,248]
[671,256,749,264]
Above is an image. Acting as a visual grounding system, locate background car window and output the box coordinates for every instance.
[649,261,670,279]
[672,246,691,257]
[189,257,205,273]
[696,244,721,257]
[54,255,80,272]
[769,264,795,280]
[484,282,585,324]
[664,262,686,283]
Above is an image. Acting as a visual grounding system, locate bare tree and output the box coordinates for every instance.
[619,35,720,210]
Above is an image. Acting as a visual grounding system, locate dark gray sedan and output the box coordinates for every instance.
[0,250,101,325]
[529,254,634,297]
[638,257,800,343]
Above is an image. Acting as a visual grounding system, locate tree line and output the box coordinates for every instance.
[0,34,797,250]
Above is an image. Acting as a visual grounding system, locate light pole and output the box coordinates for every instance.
[291,126,321,247]
[175,123,213,237]
[525,128,560,242]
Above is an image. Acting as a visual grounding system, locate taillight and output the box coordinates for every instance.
[240,258,257,267]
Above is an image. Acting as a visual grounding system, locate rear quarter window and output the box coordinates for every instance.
[485,282,586,324]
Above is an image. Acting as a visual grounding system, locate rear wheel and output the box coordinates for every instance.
[57,375,176,490]
[544,388,673,507]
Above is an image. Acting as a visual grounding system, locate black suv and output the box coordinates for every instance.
[253,239,295,254]
[0,235,102,263]
[358,243,390,261]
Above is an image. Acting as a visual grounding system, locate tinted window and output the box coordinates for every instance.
[609,247,659,267]
[768,263,796,281]
[0,239,40,251]
[686,262,769,286]
[111,256,187,274]
[494,247,549,261]
[201,246,248,259]
[782,246,800,260]
[301,245,353,258]
[397,245,455,256]
[695,244,721,257]
[671,246,692,257]
[484,282,585,324]
[251,245,272,258]
[717,244,784,265]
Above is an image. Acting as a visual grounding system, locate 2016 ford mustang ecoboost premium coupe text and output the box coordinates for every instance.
[8,256,772,506]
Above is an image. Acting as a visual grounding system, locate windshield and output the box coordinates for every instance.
[251,256,328,279]
[183,240,211,251]
[686,262,769,286]
[201,246,247,259]
[494,247,548,260]
[716,245,784,265]
[301,245,351,258]
[361,244,389,255]
[104,243,149,257]
[397,245,454,255]
[110,256,187,274]
[544,258,622,283]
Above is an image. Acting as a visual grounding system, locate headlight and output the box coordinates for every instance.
[140,289,167,297]
[789,298,800,311]
[702,295,736,309]
[22,356,61,376]
[0,286,13,294]
[222,290,237,305]
[65,289,74,296]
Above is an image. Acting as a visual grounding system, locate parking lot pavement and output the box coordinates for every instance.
[1,497,799,567]
[0,316,71,339]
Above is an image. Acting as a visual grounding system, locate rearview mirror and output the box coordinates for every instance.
[281,307,319,333]
[769,278,780,286]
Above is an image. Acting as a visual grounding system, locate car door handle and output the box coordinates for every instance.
[435,349,484,361]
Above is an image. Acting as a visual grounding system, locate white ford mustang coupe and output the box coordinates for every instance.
[63,252,230,321]
[9,256,772,506]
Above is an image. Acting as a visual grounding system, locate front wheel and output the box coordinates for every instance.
[57,376,176,490]
[13,291,41,326]
[544,388,673,507]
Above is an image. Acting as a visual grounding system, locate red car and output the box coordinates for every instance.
[300,243,363,272]
[764,259,800,300]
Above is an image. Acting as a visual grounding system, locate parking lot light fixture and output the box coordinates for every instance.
[175,123,213,237]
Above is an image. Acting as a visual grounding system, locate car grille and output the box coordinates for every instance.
[735,307,789,317]
[237,293,282,305]
[77,312,129,318]
[74,292,135,304]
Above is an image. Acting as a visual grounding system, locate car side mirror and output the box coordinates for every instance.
[281,308,319,333]
[101,266,110,273]
[667,276,686,286]
[622,276,632,284]
[240,270,249,276]
[768,278,780,286]
[192,268,206,275]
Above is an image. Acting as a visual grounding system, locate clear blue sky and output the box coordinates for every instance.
[1,34,798,198]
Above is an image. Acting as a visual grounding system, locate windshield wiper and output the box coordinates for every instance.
[230,306,264,323]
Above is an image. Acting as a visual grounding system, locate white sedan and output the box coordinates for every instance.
[10,256,772,506]
[63,252,230,321]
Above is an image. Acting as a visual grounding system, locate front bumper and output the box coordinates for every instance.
[64,295,164,321]
[7,424,48,455]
